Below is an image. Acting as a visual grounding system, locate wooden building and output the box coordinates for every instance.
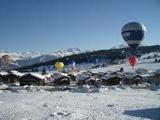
[54,76,71,86]
[0,71,8,83]
[101,74,122,86]
[123,72,143,85]
[19,73,46,86]
[152,70,160,85]
[76,74,90,86]
[5,70,23,83]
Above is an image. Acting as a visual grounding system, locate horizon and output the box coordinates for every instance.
[1,44,160,54]
[0,0,160,52]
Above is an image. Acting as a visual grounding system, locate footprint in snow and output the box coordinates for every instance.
[42,103,49,107]
[107,104,115,107]
[51,111,71,117]
[107,104,119,107]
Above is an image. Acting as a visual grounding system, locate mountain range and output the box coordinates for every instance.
[0,48,81,68]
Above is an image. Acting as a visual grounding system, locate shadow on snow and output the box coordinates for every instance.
[123,107,160,120]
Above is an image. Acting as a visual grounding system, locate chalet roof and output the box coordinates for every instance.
[52,72,69,80]
[123,72,138,79]
[76,74,90,81]
[60,73,68,77]
[21,72,46,80]
[44,73,52,78]
[101,74,122,80]
[68,72,78,76]
[101,74,114,80]
[95,72,106,76]
[85,77,98,82]
[140,73,150,78]
[155,69,160,74]
[10,70,23,77]
[0,71,8,76]
[135,68,148,75]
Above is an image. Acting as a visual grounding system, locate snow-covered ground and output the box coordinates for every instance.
[0,86,159,120]
[0,52,160,120]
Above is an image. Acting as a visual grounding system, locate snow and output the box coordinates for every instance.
[124,72,137,79]
[101,74,113,80]
[0,86,159,120]
[10,70,23,77]
[76,74,90,81]
[0,52,160,120]
[91,60,160,74]
[0,84,9,90]
[0,71,8,76]
[140,52,160,59]
[0,48,82,68]
[51,72,69,80]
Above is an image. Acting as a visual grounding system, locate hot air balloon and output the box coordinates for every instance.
[1,54,12,65]
[93,58,99,64]
[128,56,137,68]
[71,60,76,69]
[55,62,64,72]
[1,54,12,70]
[68,60,76,69]
[121,22,146,50]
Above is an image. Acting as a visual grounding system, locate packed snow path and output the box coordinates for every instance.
[0,87,160,120]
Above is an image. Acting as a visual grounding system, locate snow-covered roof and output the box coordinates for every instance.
[123,72,137,79]
[101,74,114,80]
[140,73,151,78]
[96,72,106,76]
[85,77,98,82]
[21,72,46,80]
[52,72,69,80]
[60,73,68,77]
[10,70,23,77]
[76,74,90,81]
[155,69,160,74]
[135,68,148,75]
[44,73,52,78]
[0,71,8,76]
[68,72,78,76]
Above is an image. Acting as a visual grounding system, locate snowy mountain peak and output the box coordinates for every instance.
[67,48,81,53]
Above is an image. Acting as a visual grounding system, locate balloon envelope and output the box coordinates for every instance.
[68,60,76,68]
[1,54,12,65]
[93,58,99,64]
[55,62,64,72]
[128,56,137,68]
[121,22,146,49]
[71,61,76,68]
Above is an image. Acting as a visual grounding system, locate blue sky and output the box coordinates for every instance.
[0,0,160,52]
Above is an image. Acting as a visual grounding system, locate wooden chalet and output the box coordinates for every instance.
[0,71,8,83]
[123,72,143,85]
[152,70,160,85]
[19,72,46,86]
[76,74,90,86]
[5,70,23,83]
[85,77,101,87]
[54,75,71,86]
[101,74,122,86]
